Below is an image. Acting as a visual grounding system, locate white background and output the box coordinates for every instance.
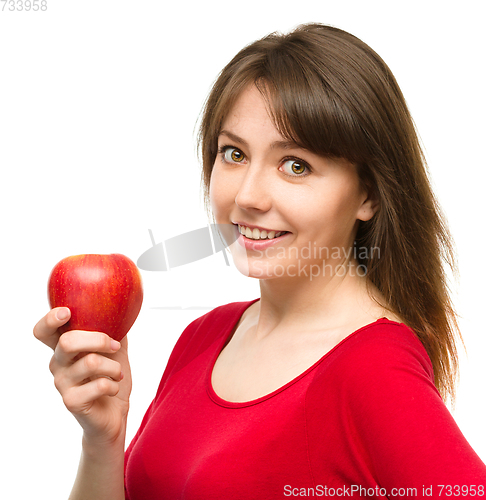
[1,1,485,498]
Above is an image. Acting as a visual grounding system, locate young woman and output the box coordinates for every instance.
[34,23,486,499]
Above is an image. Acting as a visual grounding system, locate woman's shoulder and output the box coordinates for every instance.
[342,316,430,365]
[304,316,440,428]
[311,315,435,390]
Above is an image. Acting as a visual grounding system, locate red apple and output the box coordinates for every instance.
[48,254,143,342]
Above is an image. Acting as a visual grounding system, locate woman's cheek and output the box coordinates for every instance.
[209,168,227,217]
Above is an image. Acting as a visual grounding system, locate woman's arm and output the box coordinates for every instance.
[69,433,126,500]
[34,308,131,500]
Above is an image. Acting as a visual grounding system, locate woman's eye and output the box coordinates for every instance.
[223,147,245,163]
[281,159,309,176]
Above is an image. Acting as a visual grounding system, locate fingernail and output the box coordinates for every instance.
[120,371,124,381]
[111,339,121,351]
[56,308,70,321]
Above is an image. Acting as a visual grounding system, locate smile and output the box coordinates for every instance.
[237,224,289,240]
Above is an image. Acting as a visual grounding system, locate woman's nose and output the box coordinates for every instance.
[234,164,272,212]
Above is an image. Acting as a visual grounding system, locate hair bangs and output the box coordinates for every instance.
[256,72,368,165]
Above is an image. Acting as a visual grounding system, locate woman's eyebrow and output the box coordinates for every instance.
[219,129,301,150]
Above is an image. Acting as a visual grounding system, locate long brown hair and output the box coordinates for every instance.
[197,23,462,404]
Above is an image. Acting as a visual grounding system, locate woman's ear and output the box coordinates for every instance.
[357,181,379,222]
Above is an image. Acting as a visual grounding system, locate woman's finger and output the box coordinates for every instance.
[33,307,71,350]
[52,353,123,393]
[61,377,121,414]
[53,330,121,367]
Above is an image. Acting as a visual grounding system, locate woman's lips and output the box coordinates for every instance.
[234,225,291,251]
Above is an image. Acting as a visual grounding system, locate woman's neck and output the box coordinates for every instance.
[253,258,385,341]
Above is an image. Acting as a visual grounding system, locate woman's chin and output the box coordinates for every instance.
[231,256,297,281]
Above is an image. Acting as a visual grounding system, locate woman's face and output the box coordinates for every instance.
[210,85,377,281]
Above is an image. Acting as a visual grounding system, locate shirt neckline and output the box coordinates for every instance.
[206,298,398,409]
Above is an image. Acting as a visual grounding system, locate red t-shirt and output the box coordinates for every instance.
[124,299,486,499]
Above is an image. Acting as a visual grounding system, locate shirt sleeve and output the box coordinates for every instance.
[341,325,486,497]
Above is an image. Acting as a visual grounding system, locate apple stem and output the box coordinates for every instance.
[148,229,156,247]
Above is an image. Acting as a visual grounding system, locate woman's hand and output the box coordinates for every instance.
[33,307,132,446]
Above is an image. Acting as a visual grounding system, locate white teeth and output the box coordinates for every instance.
[237,225,286,240]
